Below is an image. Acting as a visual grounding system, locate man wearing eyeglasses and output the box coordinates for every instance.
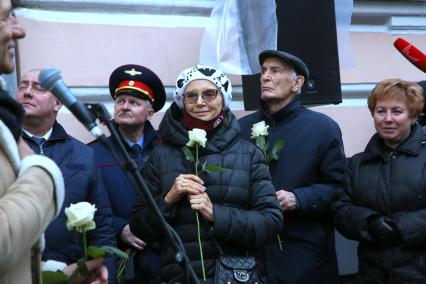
[89,64,166,283]
[239,50,346,284]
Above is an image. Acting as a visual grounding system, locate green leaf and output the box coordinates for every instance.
[100,246,129,260]
[181,146,194,162]
[203,164,226,173]
[42,271,69,284]
[87,245,106,258]
[270,140,285,160]
[87,245,129,260]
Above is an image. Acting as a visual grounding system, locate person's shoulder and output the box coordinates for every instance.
[350,151,364,161]
[153,142,176,154]
[66,135,96,156]
[301,107,341,130]
[238,111,261,124]
[234,136,259,153]
[86,139,114,165]
[233,137,268,164]
[87,138,100,146]
[87,138,107,152]
[302,107,335,122]
[238,111,262,136]
[347,151,366,170]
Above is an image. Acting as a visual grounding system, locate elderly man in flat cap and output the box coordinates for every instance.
[89,64,166,283]
[239,50,346,284]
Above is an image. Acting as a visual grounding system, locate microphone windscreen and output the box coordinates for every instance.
[39,68,62,91]
[394,38,426,73]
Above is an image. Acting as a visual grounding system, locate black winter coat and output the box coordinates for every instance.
[333,124,426,283]
[129,104,283,283]
[239,99,346,284]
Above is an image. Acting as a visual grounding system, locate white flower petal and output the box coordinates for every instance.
[251,121,269,138]
[187,128,207,148]
[64,202,97,231]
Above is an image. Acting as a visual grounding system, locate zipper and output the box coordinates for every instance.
[39,142,45,155]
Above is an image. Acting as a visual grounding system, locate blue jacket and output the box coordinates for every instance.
[239,99,346,284]
[23,121,117,280]
[88,120,158,237]
[88,120,160,283]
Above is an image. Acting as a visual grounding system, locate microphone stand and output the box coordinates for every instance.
[86,103,200,284]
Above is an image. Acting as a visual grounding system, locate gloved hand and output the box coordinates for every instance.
[368,215,400,246]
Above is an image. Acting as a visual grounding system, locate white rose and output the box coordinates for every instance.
[65,202,97,233]
[251,120,269,138]
[186,128,207,148]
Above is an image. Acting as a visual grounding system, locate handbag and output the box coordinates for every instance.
[215,255,261,284]
[212,237,262,284]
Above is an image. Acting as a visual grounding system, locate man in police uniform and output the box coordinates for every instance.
[89,64,166,283]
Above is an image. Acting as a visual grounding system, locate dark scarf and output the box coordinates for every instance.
[183,110,226,132]
[0,90,24,141]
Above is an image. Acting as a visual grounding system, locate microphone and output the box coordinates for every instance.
[38,68,105,138]
[394,37,426,73]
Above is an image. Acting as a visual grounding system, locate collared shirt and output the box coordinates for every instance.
[125,135,144,154]
[23,128,53,141]
[23,128,53,155]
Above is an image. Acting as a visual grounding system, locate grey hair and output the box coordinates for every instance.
[145,100,153,110]
[289,69,303,94]
[290,70,297,81]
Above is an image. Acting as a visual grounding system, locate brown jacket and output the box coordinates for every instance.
[0,120,64,284]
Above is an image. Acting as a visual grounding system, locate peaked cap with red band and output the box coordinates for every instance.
[109,64,166,112]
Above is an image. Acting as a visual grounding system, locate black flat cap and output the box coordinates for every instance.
[259,50,309,80]
[109,64,166,112]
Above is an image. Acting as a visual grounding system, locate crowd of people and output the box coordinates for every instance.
[1,0,426,283]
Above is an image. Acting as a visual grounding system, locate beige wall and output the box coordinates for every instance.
[16,13,426,86]
[17,8,423,158]
[341,33,426,83]
[58,104,375,158]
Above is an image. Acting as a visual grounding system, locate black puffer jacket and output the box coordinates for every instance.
[333,124,426,283]
[130,104,283,283]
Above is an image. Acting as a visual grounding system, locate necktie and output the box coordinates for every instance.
[32,136,46,155]
[32,136,46,146]
[131,144,142,154]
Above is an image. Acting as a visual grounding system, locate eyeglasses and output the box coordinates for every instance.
[183,89,219,104]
